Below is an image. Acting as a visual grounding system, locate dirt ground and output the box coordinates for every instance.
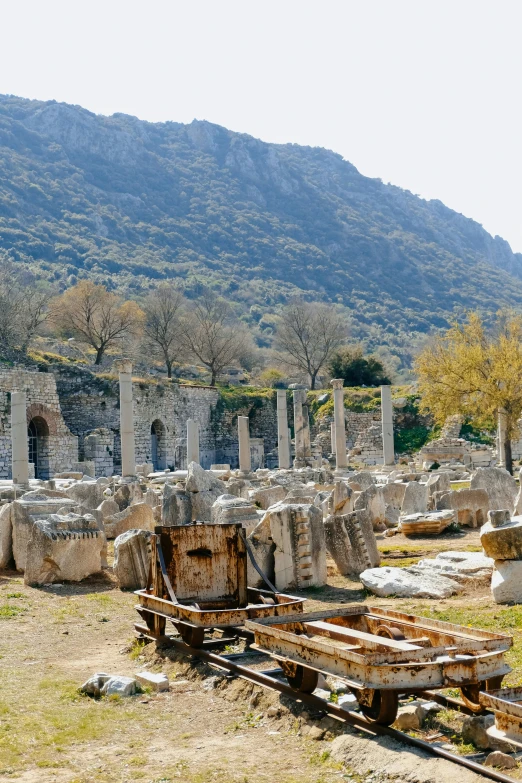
[0,527,519,783]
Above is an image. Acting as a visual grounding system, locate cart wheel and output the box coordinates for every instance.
[356,688,399,725]
[281,661,319,694]
[178,624,205,648]
[460,684,486,713]
[375,625,406,641]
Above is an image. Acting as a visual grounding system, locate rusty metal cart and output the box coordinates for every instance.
[135,523,304,647]
[479,687,522,749]
[245,605,512,725]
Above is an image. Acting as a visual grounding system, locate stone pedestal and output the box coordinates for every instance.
[276,390,291,469]
[238,416,251,474]
[186,419,200,465]
[118,361,136,478]
[11,390,29,487]
[331,379,347,470]
[381,385,395,466]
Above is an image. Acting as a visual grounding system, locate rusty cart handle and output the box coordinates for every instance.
[155,535,178,605]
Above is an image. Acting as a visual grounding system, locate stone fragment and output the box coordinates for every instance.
[462,715,493,750]
[307,725,326,741]
[470,467,518,515]
[331,481,354,514]
[248,485,286,510]
[0,502,13,568]
[401,481,428,515]
[113,529,152,590]
[491,559,522,603]
[426,472,451,497]
[484,751,517,769]
[394,704,422,730]
[162,484,192,526]
[225,478,253,498]
[436,488,489,527]
[65,482,105,511]
[265,502,327,590]
[80,672,111,697]
[354,485,386,531]
[360,565,462,598]
[186,462,226,522]
[98,498,120,519]
[113,481,143,511]
[24,513,104,585]
[416,551,493,584]
[324,510,380,576]
[480,515,522,560]
[211,494,259,531]
[104,502,155,539]
[381,482,406,513]
[246,515,275,589]
[101,676,138,697]
[348,471,374,490]
[136,671,169,692]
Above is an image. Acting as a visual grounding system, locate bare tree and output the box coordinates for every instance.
[143,284,186,377]
[182,292,250,385]
[51,281,145,365]
[275,299,347,389]
[0,256,49,354]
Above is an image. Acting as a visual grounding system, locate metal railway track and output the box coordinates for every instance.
[135,625,518,783]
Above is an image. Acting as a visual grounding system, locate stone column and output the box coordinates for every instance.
[276,390,291,469]
[119,361,136,477]
[302,400,312,461]
[331,379,347,470]
[330,422,336,454]
[186,419,200,465]
[293,390,306,467]
[498,408,507,468]
[11,391,29,487]
[238,416,251,473]
[381,385,395,466]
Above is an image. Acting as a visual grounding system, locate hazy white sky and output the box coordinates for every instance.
[2,0,521,250]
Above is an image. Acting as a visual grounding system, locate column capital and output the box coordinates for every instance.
[115,359,133,374]
[331,378,344,390]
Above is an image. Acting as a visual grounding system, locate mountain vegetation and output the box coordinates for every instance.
[2,94,522,372]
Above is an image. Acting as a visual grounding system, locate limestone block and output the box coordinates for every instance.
[331,481,354,514]
[24,513,104,585]
[426,472,451,496]
[65,482,104,511]
[481,515,522,560]
[360,565,462,598]
[113,529,151,590]
[144,488,160,508]
[101,676,138,697]
[104,502,155,540]
[80,672,111,697]
[470,467,517,515]
[225,478,253,499]
[136,671,169,692]
[416,551,493,584]
[324,509,380,576]
[266,501,327,590]
[247,485,286,510]
[436,488,489,527]
[381,482,406,509]
[285,486,317,503]
[491,560,522,603]
[186,461,226,494]
[113,481,143,511]
[348,471,375,490]
[211,494,260,531]
[162,484,192,526]
[401,481,428,515]
[0,502,13,567]
[11,500,36,571]
[354,485,386,531]
[98,498,120,519]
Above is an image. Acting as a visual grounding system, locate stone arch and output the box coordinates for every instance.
[150,419,167,471]
[25,403,59,435]
[27,415,50,479]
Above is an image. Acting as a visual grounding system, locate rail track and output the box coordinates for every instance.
[135,623,519,783]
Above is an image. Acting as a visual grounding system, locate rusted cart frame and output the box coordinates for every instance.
[136,523,304,646]
[479,687,522,749]
[245,606,512,725]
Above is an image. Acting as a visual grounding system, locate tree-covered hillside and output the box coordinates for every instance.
[1,93,522,370]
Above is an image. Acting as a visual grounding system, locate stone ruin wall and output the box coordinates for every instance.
[0,367,78,479]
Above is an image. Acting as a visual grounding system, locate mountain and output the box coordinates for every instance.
[1,93,522,371]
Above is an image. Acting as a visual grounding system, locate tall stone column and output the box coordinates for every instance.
[381,385,395,466]
[330,422,336,454]
[11,391,29,487]
[118,361,136,477]
[498,408,507,468]
[331,379,347,470]
[186,419,200,465]
[293,390,306,468]
[276,390,291,469]
[238,416,251,474]
[302,400,312,461]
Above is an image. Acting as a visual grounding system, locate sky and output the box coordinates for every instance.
[2,0,521,251]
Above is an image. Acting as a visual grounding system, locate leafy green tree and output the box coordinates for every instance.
[328,346,391,387]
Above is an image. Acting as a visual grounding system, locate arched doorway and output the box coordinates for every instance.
[28,416,50,479]
[150,419,166,471]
